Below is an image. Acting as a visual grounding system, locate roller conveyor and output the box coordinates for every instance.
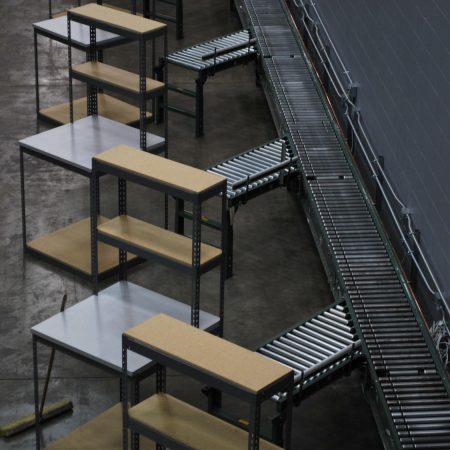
[238,0,450,448]
[207,137,297,202]
[166,30,256,71]
[258,301,361,402]
[161,30,257,136]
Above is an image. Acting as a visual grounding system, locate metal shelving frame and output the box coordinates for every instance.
[122,321,294,450]
[36,1,136,125]
[67,4,168,151]
[91,154,228,334]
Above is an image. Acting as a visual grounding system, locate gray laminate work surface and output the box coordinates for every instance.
[31,281,220,376]
[34,16,124,48]
[19,116,165,174]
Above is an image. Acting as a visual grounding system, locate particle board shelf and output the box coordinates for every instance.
[95,145,226,196]
[27,216,136,276]
[97,215,222,268]
[39,93,151,125]
[69,3,166,37]
[72,62,164,97]
[126,314,292,395]
[45,403,156,450]
[128,393,282,450]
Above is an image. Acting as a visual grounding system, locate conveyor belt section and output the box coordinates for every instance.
[258,301,361,402]
[310,178,450,449]
[239,0,450,448]
[207,137,297,203]
[166,30,256,71]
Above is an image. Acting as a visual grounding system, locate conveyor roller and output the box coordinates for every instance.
[207,137,297,201]
[258,301,361,402]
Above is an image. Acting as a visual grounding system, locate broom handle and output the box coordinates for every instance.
[39,293,68,418]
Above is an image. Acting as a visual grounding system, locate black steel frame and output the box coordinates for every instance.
[91,157,228,334]
[158,49,256,137]
[19,144,144,281]
[32,332,153,450]
[67,6,168,151]
[122,333,294,450]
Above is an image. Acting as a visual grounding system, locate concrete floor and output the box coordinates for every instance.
[0,0,382,449]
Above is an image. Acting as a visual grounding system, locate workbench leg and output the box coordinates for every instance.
[248,401,261,450]
[226,210,234,279]
[195,74,206,137]
[284,379,294,450]
[20,149,27,253]
[34,30,40,118]
[271,410,285,446]
[118,178,127,281]
[33,336,41,450]
[130,379,140,450]
[176,0,183,40]
[174,199,185,235]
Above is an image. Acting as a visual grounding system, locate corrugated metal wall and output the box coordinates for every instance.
[305,0,450,310]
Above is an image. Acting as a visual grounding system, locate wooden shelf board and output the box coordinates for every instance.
[95,145,226,195]
[39,94,151,125]
[98,215,222,268]
[72,62,164,95]
[126,314,293,394]
[70,3,166,36]
[46,403,155,450]
[28,216,135,275]
[129,393,282,450]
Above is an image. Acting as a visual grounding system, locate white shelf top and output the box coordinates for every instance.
[31,281,220,376]
[19,116,165,173]
[34,16,123,48]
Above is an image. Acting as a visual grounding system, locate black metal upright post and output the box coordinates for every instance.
[163,30,169,228]
[191,200,201,328]
[118,177,127,280]
[67,14,74,123]
[20,149,27,252]
[91,169,99,294]
[248,399,261,450]
[139,39,147,150]
[34,29,40,116]
[122,337,129,450]
[195,73,207,137]
[219,191,227,336]
[176,0,183,39]
[33,336,41,450]
[87,26,98,116]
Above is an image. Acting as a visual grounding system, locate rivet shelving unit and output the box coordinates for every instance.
[19,116,165,280]
[31,282,220,449]
[34,1,151,126]
[67,3,168,152]
[91,145,227,332]
[122,314,294,450]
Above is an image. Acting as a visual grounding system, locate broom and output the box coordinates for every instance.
[0,294,73,438]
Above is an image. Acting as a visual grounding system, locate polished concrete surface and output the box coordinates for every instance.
[0,0,382,448]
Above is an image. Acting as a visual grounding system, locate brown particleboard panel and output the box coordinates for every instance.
[69,3,166,36]
[125,314,292,394]
[95,145,226,194]
[46,403,156,450]
[98,215,222,268]
[39,94,151,125]
[28,216,136,275]
[72,62,164,95]
[129,393,282,450]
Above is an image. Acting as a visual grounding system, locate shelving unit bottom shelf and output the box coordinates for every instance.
[129,393,282,450]
[46,403,156,450]
[39,94,151,125]
[27,216,136,276]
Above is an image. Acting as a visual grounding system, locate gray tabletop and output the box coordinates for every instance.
[19,116,165,174]
[31,281,220,376]
[34,16,124,48]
